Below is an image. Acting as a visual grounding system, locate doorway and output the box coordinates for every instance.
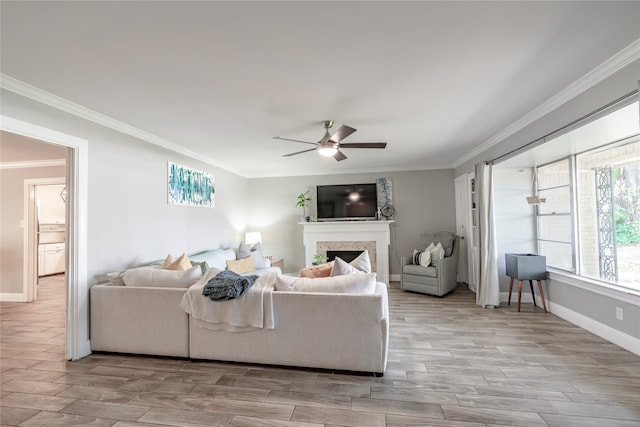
[1,115,89,360]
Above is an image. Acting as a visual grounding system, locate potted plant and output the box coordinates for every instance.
[296,191,311,222]
[313,254,325,265]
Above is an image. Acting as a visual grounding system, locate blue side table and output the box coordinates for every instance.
[505,253,548,313]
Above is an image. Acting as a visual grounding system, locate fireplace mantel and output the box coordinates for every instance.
[301,221,393,284]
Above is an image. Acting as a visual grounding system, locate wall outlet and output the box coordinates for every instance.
[616,307,624,321]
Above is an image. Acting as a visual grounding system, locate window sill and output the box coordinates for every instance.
[547,269,640,304]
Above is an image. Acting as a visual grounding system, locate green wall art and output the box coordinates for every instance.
[167,162,215,208]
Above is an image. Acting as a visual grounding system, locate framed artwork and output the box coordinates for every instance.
[167,162,215,208]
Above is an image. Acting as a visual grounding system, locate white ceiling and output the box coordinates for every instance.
[1,1,639,178]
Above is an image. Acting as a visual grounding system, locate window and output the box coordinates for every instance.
[576,138,640,288]
[536,159,574,272]
[535,101,640,292]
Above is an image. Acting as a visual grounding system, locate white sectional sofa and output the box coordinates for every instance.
[90,249,390,374]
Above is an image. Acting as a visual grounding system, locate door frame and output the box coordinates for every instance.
[24,178,66,302]
[2,115,89,360]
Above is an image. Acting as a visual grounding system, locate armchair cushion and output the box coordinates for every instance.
[403,264,437,278]
[419,232,455,257]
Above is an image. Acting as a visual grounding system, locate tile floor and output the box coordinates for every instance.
[1,275,639,426]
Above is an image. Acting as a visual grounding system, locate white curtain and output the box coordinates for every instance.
[475,162,500,308]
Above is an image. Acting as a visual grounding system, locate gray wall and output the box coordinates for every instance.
[1,90,248,289]
[0,164,66,293]
[247,169,457,275]
[455,59,640,341]
[493,167,537,294]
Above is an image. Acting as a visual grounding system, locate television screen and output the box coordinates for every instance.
[317,183,378,220]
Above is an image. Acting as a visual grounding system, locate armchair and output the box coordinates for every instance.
[401,231,460,296]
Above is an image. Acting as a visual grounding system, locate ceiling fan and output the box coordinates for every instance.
[273,120,387,161]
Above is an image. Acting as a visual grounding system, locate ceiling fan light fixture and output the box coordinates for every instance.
[318,143,338,157]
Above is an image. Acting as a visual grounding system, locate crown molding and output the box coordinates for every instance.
[0,159,66,170]
[0,74,245,177]
[453,38,640,169]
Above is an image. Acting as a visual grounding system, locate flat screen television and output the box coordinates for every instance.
[317,183,378,221]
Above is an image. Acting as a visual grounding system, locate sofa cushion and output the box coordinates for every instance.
[122,265,202,288]
[275,272,377,294]
[300,261,334,278]
[189,249,235,271]
[226,256,255,274]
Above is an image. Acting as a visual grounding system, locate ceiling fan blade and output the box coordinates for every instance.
[329,125,356,143]
[339,142,387,149]
[334,150,347,161]
[273,136,317,146]
[283,147,317,157]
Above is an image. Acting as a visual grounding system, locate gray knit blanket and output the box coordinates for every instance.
[202,270,258,301]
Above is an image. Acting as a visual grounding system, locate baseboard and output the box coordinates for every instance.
[389,274,401,282]
[549,301,640,356]
[500,291,639,356]
[0,292,27,302]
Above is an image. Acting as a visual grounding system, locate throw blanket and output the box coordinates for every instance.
[202,270,258,301]
[180,268,276,332]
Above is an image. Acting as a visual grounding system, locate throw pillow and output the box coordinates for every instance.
[430,242,445,265]
[237,242,267,270]
[330,257,360,276]
[226,256,254,274]
[121,265,202,288]
[106,271,125,286]
[161,254,175,268]
[190,260,209,274]
[300,261,334,278]
[350,250,372,273]
[412,249,431,267]
[165,253,192,271]
[274,272,377,294]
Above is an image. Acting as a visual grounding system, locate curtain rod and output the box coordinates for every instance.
[486,89,639,165]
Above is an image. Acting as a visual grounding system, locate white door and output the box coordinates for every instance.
[454,175,469,284]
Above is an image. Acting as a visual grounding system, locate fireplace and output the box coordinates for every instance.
[326,250,363,263]
[302,221,393,283]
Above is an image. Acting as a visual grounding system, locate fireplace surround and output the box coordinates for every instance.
[301,221,393,283]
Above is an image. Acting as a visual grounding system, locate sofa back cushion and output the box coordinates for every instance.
[275,272,377,294]
[189,249,235,271]
[121,266,202,288]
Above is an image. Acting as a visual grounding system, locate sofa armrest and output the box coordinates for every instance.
[90,284,189,357]
[401,256,413,267]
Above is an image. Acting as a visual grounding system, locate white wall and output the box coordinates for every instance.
[493,168,537,293]
[247,169,456,275]
[1,90,249,288]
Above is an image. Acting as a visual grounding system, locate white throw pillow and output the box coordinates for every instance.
[237,242,267,270]
[275,272,377,294]
[122,265,202,288]
[412,249,431,267]
[350,250,372,273]
[430,242,445,265]
[330,257,360,276]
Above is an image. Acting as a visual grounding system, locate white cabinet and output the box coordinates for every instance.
[38,243,65,276]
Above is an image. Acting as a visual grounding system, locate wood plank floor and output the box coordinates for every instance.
[2,275,639,426]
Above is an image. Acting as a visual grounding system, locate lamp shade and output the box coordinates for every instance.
[245,232,262,245]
